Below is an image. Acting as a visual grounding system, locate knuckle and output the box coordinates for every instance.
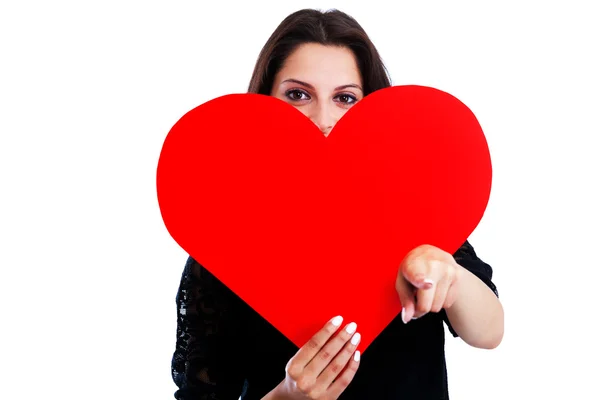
[404,260,418,275]
[448,265,457,281]
[323,323,336,335]
[286,361,302,379]
[338,331,351,343]
[295,376,312,393]
[442,269,453,283]
[430,261,444,275]
[288,368,301,380]
[330,361,342,374]
[306,337,321,351]
[337,374,352,387]
[318,349,332,361]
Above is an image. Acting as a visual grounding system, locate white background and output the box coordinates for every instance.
[1,1,599,399]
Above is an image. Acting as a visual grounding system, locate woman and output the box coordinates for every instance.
[171,8,503,400]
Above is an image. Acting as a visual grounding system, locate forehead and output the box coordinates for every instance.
[277,43,362,87]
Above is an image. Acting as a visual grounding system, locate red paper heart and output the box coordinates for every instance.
[157,85,492,353]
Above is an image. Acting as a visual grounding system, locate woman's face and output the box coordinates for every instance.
[270,43,364,137]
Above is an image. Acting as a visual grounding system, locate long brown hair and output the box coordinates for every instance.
[247,9,392,96]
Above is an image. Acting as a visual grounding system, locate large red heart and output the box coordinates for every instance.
[157,85,491,353]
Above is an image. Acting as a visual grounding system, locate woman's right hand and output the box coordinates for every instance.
[270,316,361,399]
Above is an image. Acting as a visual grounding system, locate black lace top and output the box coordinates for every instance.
[171,241,498,400]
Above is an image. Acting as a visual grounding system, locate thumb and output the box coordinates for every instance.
[395,275,416,323]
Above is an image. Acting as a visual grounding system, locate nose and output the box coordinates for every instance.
[311,104,336,137]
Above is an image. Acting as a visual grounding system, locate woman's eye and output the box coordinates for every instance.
[286,90,310,101]
[336,94,358,104]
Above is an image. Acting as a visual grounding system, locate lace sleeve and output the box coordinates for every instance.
[443,240,499,337]
[171,256,248,400]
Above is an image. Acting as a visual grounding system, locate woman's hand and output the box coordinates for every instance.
[395,244,463,322]
[265,316,361,400]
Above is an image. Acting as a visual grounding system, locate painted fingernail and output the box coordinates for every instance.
[354,350,360,362]
[346,322,357,334]
[331,316,343,326]
[351,332,361,345]
[401,307,408,324]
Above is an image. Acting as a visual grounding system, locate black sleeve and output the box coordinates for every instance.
[442,240,499,337]
[171,256,248,399]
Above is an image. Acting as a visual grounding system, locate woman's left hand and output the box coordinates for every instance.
[395,244,464,323]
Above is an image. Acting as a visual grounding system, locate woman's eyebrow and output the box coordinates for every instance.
[281,79,363,92]
[334,84,363,92]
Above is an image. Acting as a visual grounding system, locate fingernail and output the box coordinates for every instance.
[331,316,343,326]
[351,332,361,345]
[423,278,434,288]
[354,350,360,362]
[401,307,408,324]
[346,322,357,334]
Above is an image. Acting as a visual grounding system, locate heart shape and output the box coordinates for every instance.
[157,85,492,352]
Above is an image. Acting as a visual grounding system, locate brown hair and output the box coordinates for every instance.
[247,8,392,96]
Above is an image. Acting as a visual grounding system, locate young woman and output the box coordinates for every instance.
[171,8,503,400]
